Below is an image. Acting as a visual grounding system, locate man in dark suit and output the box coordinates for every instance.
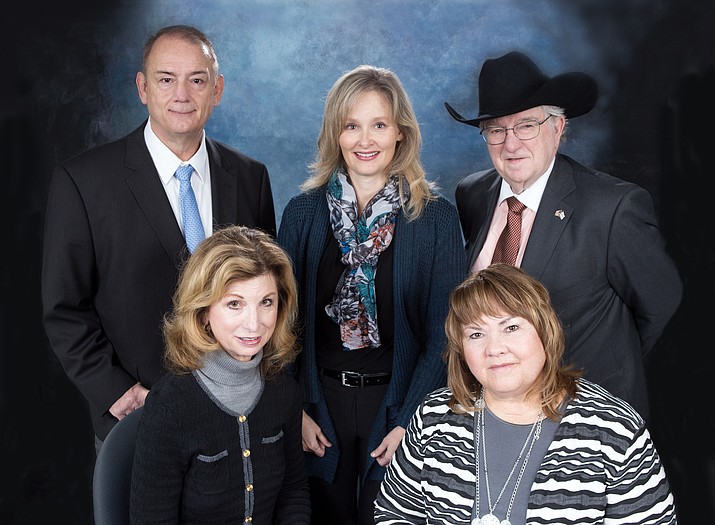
[41,25,276,448]
[444,51,682,418]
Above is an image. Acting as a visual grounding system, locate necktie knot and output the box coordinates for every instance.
[174,164,204,253]
[506,196,526,215]
[174,164,194,183]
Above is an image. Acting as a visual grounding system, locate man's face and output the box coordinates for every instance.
[135,34,224,151]
[482,107,564,194]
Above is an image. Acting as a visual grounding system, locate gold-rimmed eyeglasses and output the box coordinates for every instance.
[480,115,552,145]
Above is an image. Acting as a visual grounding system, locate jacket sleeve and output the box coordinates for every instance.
[41,166,136,416]
[130,392,183,524]
[374,402,427,524]
[395,200,467,429]
[606,184,682,356]
[604,424,679,524]
[272,378,311,523]
[276,196,301,270]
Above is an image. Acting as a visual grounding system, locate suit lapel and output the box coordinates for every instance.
[522,155,575,279]
[123,124,187,265]
[206,138,238,233]
[465,173,501,268]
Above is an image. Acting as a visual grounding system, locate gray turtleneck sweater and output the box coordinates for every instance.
[195,348,264,415]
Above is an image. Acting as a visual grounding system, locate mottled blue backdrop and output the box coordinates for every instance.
[4,1,714,524]
[42,0,654,222]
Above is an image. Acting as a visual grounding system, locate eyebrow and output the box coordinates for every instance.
[153,69,210,77]
[487,117,541,126]
[466,315,518,327]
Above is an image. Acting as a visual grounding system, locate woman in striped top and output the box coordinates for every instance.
[375,264,677,524]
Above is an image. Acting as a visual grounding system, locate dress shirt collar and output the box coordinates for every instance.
[498,156,555,211]
[143,117,210,186]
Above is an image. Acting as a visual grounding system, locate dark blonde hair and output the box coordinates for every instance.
[301,64,436,220]
[163,226,299,378]
[444,263,580,420]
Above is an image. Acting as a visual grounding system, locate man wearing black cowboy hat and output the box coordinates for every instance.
[445,51,682,419]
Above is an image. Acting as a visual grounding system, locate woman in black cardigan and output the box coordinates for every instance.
[130,225,309,524]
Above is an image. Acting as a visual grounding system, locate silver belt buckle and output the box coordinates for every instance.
[341,370,361,388]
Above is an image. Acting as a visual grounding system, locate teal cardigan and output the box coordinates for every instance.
[277,187,467,482]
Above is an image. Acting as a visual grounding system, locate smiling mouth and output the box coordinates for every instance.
[355,151,378,159]
[490,363,514,369]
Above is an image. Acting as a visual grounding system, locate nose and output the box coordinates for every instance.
[485,334,507,356]
[243,307,260,332]
[502,127,523,149]
[173,80,191,101]
[358,128,373,147]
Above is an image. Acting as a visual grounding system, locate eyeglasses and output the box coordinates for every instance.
[480,115,552,145]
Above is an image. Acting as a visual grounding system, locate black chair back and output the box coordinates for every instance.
[92,407,144,525]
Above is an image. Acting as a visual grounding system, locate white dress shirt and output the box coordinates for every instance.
[143,118,213,239]
[472,157,555,272]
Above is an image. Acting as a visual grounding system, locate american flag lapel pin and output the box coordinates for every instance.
[555,209,565,220]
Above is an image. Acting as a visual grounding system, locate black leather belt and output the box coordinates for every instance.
[321,368,392,388]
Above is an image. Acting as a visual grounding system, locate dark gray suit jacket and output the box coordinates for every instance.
[455,154,682,417]
[41,122,276,439]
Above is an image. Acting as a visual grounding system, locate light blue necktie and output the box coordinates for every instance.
[174,164,205,253]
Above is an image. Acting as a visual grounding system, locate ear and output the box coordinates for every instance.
[213,74,225,106]
[553,115,566,135]
[136,72,148,105]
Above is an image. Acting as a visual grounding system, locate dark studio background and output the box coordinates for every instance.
[2,0,713,523]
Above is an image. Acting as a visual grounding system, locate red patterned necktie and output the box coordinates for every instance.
[491,196,527,266]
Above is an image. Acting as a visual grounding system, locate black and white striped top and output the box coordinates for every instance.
[375,379,677,524]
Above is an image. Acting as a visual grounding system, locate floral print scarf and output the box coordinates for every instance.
[325,169,405,350]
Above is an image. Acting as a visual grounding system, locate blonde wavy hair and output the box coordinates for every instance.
[301,64,436,220]
[162,226,299,378]
[444,263,580,420]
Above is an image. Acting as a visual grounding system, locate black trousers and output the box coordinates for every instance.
[309,374,389,525]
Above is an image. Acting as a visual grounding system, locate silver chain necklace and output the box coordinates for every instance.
[472,391,543,525]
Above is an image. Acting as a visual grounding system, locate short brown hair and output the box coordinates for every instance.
[444,263,580,419]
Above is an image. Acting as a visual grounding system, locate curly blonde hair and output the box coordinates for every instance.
[163,226,299,378]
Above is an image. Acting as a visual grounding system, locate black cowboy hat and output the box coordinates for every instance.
[444,51,598,127]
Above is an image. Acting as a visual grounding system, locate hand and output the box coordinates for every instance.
[109,382,149,420]
[370,425,406,467]
[302,411,332,457]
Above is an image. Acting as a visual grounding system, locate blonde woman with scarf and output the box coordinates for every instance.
[278,64,466,524]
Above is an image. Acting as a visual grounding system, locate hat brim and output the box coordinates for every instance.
[445,72,598,128]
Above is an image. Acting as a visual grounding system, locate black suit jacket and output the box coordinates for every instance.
[41,122,276,439]
[455,154,682,417]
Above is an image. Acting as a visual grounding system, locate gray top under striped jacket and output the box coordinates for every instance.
[375,379,677,524]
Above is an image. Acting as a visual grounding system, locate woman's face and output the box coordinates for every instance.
[339,90,403,186]
[205,274,278,362]
[462,310,546,402]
